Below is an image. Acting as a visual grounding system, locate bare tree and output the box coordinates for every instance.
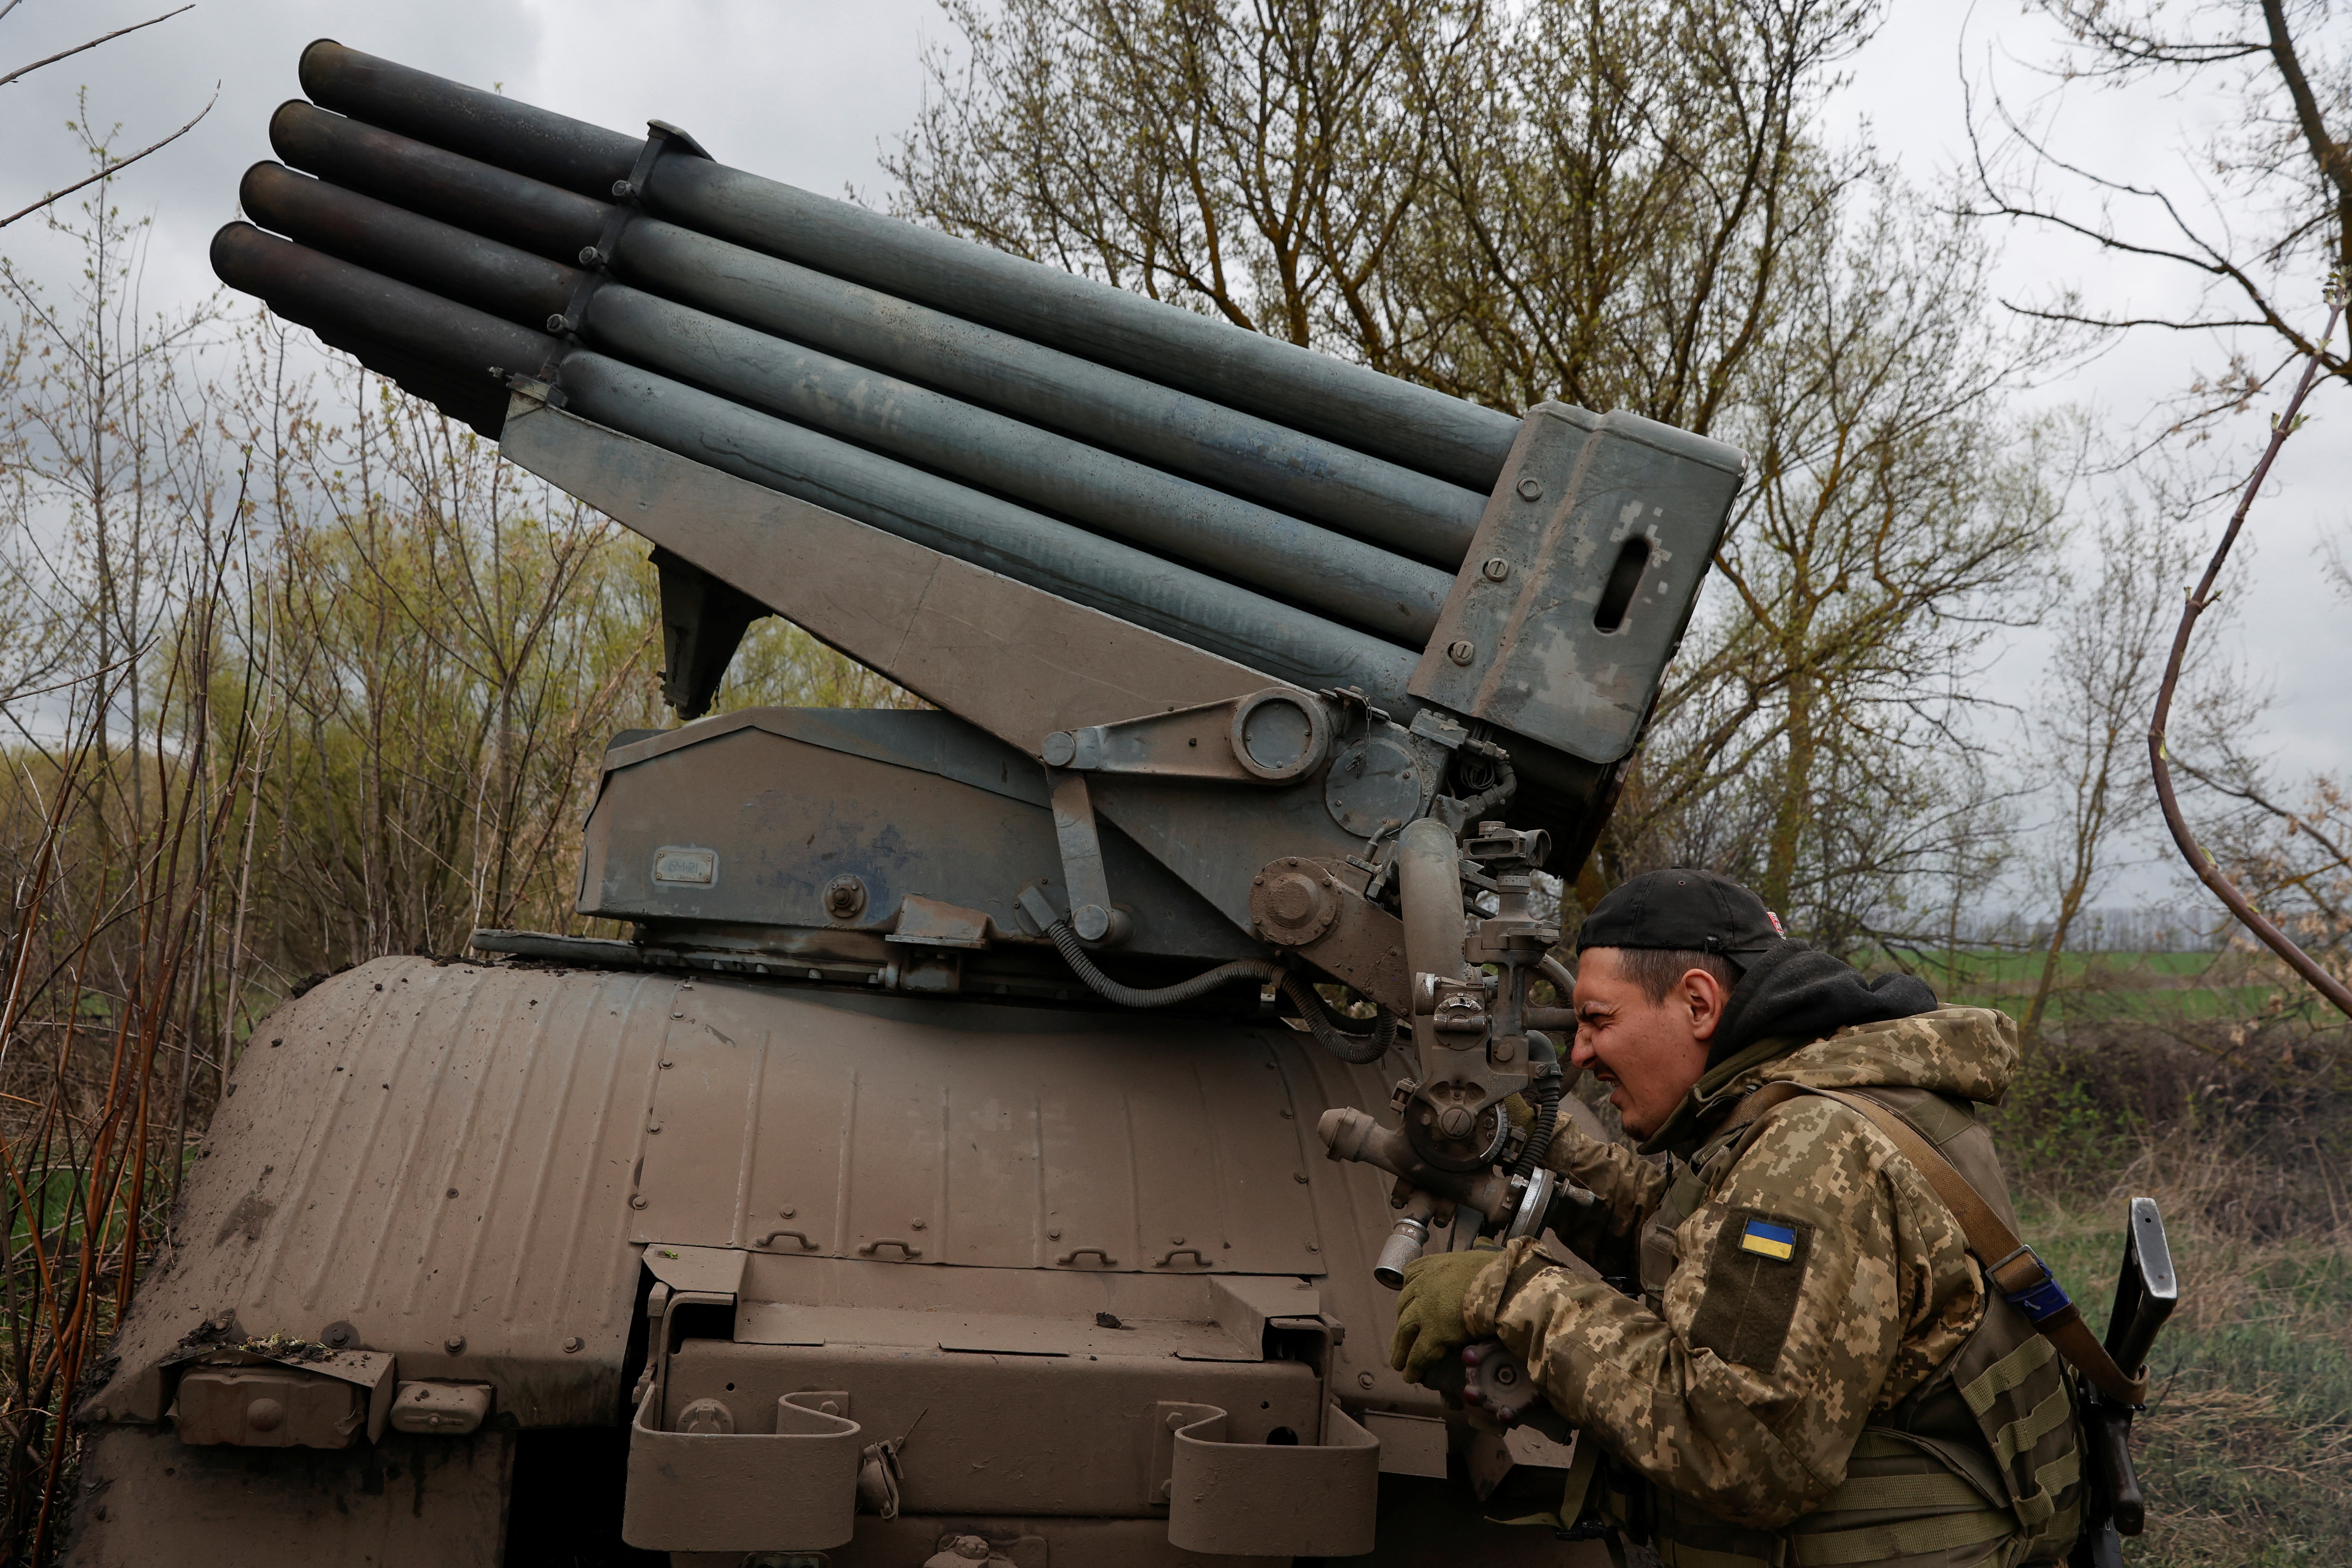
[2020,493,2200,1038]
[2147,293,2352,1016]
[1968,0,2351,421]
[889,0,1880,424]
[1607,186,2077,946]
[1382,0,1878,429]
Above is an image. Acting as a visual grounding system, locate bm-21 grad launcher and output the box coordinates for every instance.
[67,41,1744,1568]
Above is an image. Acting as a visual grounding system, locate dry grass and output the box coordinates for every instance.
[1999,1020,2352,1567]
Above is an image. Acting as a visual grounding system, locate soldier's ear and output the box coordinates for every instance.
[1682,965,1730,1042]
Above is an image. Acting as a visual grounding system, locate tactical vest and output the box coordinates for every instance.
[1605,1085,2084,1568]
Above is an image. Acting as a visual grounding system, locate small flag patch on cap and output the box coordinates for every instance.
[1740,1219,1798,1262]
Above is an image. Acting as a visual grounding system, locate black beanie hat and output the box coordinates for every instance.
[1574,867,1785,970]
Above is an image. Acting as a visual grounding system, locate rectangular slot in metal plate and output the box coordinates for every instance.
[1412,402,1745,764]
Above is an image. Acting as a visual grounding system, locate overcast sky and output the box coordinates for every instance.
[4,0,2344,910]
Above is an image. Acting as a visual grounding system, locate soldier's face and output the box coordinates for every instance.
[1567,948,1726,1137]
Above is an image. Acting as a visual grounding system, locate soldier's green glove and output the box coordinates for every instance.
[1389,1245,1503,1386]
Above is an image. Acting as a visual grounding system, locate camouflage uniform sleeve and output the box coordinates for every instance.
[1464,1098,1978,1530]
[1537,1124,1665,1276]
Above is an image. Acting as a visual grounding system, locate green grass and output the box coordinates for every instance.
[1860,947,2335,1028]
[2024,1202,2352,1566]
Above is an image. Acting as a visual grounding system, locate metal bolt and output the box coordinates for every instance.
[781,1206,796,1219]
[1482,556,1510,582]
[545,313,569,333]
[1358,1372,1376,1390]
[911,1218,927,1231]
[444,1335,466,1355]
[1306,1242,1320,1253]
[1047,1228,1062,1240]
[1170,1235,1185,1246]
[647,1122,662,1134]
[563,1337,584,1354]
[1446,640,1476,666]
[1437,1105,1476,1138]
[823,875,867,920]
[577,245,602,266]
[1293,1172,1310,1184]
[630,1194,649,1210]
[1516,478,1543,501]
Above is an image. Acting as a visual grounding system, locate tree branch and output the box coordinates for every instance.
[0,86,214,229]
[2148,290,2352,1019]
[0,4,193,91]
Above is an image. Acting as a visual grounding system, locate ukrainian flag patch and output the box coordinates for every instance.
[1740,1219,1798,1262]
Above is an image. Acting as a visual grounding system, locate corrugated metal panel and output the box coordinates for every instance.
[100,957,671,1426]
[96,957,1448,1432]
[634,983,1323,1274]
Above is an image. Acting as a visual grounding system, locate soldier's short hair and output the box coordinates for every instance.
[1612,946,1739,1004]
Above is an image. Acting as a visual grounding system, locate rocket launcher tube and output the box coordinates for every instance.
[267,98,1491,566]
[238,163,1449,644]
[606,219,1488,567]
[294,38,1523,492]
[582,288,1452,643]
[554,354,1419,706]
[207,221,1422,710]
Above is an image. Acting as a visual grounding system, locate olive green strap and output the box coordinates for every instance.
[1654,1540,1775,1568]
[1733,1082,2150,1407]
[1788,1505,2016,1565]
[1815,1470,1988,1513]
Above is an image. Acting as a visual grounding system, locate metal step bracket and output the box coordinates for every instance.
[1151,1399,1381,1557]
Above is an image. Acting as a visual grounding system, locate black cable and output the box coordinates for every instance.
[1511,1030,1563,1180]
[1044,921,1279,1007]
[1276,974,1398,1065]
[1044,921,1399,1064]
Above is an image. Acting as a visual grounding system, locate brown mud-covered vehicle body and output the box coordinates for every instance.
[67,42,1745,1568]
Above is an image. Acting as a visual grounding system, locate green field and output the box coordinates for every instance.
[1866,948,2331,1027]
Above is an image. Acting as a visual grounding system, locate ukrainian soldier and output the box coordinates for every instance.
[1389,869,2087,1566]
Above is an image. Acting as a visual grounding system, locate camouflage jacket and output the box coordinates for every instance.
[1463,1009,2018,1531]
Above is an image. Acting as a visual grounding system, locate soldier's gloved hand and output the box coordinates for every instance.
[1389,1244,1504,1386]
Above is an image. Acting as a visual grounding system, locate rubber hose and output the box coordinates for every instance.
[1046,921,1281,1008]
[1044,922,1400,1066]
[1276,973,1397,1065]
[1512,1030,1564,1180]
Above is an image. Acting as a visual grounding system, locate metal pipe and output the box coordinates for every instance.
[645,158,1515,494]
[269,100,1490,564]
[292,39,1522,492]
[584,287,1449,642]
[240,162,574,327]
[608,220,1487,564]
[1397,819,1472,988]
[299,39,641,198]
[211,220,558,388]
[208,223,1422,709]
[236,165,1448,640]
[556,353,1419,708]
[269,100,608,264]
